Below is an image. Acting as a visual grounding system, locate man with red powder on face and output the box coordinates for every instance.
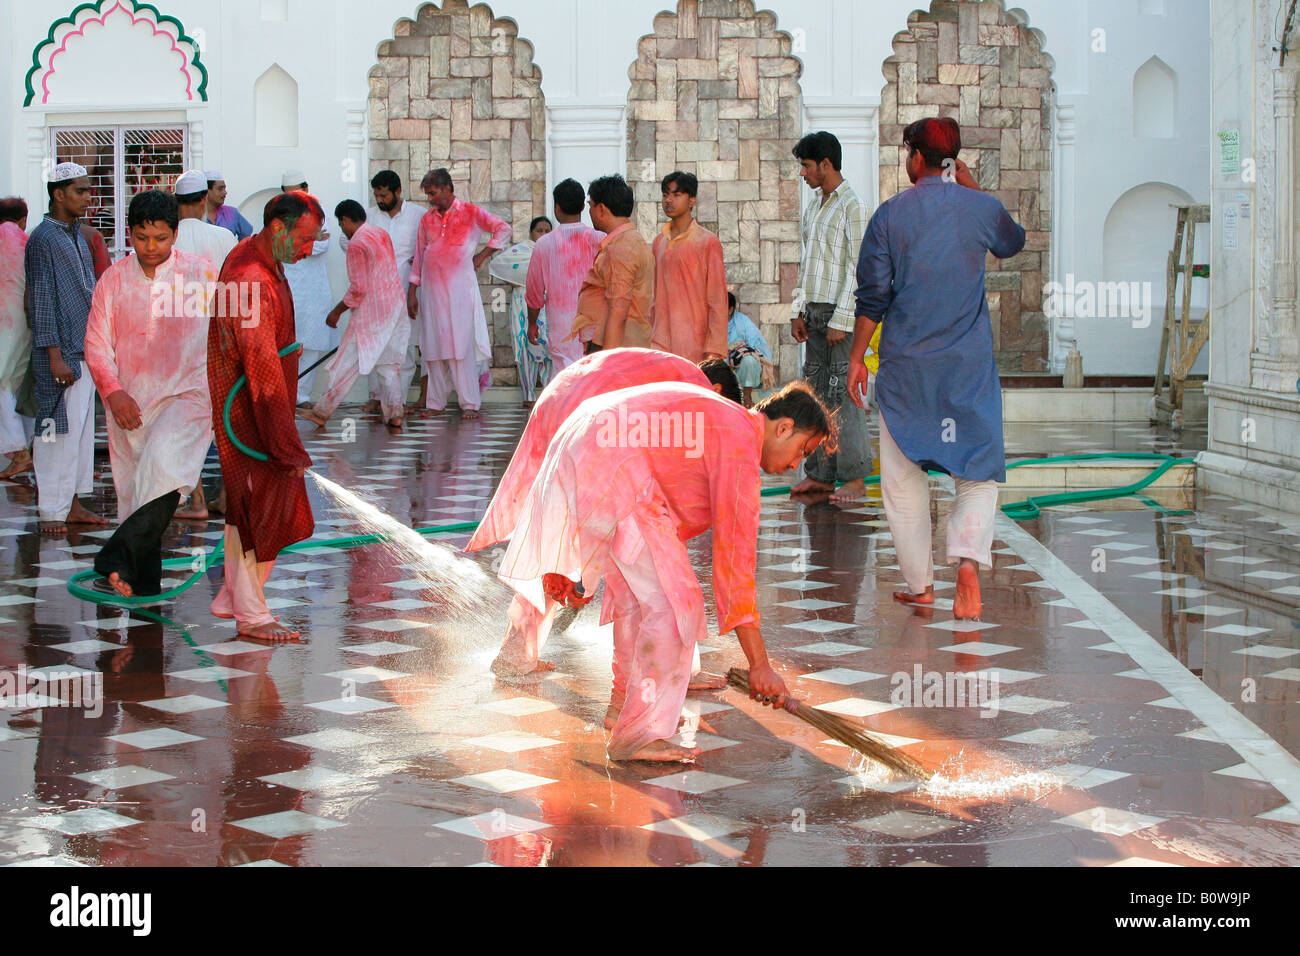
[207,191,324,642]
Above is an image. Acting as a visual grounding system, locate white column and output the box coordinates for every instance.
[545,101,626,222]
[26,123,47,221]
[345,107,366,200]
[1050,102,1077,374]
[187,117,204,171]
[801,100,878,208]
[1255,66,1300,391]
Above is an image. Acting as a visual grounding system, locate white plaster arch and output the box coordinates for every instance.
[254,64,299,148]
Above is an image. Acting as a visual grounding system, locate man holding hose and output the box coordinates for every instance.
[207,191,324,641]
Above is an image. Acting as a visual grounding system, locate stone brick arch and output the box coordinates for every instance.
[627,0,803,381]
[880,0,1055,373]
[369,0,546,378]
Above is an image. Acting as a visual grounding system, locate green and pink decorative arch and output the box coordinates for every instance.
[24,0,208,107]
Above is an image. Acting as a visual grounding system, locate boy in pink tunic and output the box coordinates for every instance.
[407,168,511,419]
[468,347,741,684]
[300,201,411,429]
[84,191,217,597]
[650,171,729,363]
[493,381,832,762]
[524,179,604,373]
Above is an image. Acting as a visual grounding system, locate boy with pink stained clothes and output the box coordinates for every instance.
[467,347,741,687]
[523,179,604,373]
[491,380,831,762]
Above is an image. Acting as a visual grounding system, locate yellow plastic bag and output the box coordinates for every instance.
[863,324,881,375]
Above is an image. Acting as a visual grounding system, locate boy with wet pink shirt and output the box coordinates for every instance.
[524,179,603,373]
[650,171,729,363]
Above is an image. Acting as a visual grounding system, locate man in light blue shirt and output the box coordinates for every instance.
[726,292,770,406]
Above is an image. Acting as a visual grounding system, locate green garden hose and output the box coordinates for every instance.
[221,341,304,461]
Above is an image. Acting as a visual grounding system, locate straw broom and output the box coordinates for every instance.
[727,668,931,781]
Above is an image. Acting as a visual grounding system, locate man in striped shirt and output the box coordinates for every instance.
[788,131,873,501]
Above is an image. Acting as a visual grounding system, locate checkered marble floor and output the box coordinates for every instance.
[1,407,1296,867]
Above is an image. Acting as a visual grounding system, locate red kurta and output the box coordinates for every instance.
[207,236,314,562]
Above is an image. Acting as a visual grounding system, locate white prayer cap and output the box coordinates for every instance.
[204,170,223,182]
[174,169,208,194]
[281,169,307,188]
[50,162,87,182]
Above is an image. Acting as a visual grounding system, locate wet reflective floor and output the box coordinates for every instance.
[1,406,1298,866]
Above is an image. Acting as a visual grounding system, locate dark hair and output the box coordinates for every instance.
[727,291,737,311]
[176,189,208,205]
[420,167,453,191]
[283,181,308,192]
[206,179,220,190]
[792,131,842,171]
[698,359,742,405]
[127,189,178,232]
[335,199,367,223]
[46,177,85,201]
[371,169,402,193]
[661,170,698,197]
[0,197,28,224]
[755,380,836,448]
[553,178,585,216]
[587,174,634,218]
[263,190,324,229]
[903,117,962,170]
[529,215,552,234]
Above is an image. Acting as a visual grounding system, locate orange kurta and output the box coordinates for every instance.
[571,223,654,348]
[650,221,729,362]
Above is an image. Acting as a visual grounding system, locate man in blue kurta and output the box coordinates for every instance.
[847,117,1025,621]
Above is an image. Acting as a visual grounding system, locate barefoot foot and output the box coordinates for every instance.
[360,399,381,414]
[789,477,834,495]
[461,408,480,420]
[490,657,557,679]
[830,478,867,501]
[893,585,935,606]
[38,520,67,536]
[617,739,700,763]
[107,572,134,598]
[66,499,109,526]
[239,620,300,642]
[953,559,982,620]
[296,407,329,427]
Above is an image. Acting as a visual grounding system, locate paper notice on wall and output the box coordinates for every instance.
[1223,204,1239,249]
[1218,129,1240,177]
[1236,191,1251,219]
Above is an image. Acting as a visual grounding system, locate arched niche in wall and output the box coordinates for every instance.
[1133,56,1176,139]
[880,0,1055,373]
[255,64,299,148]
[1103,181,1202,310]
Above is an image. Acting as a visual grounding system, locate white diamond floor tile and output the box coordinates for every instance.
[108,728,204,750]
[853,810,960,838]
[644,770,746,794]
[138,694,228,714]
[231,810,345,838]
[1056,807,1166,837]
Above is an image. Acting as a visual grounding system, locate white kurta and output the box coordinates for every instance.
[173,217,236,273]
[342,223,409,375]
[410,198,511,363]
[340,201,424,288]
[83,248,217,520]
[0,222,29,395]
[284,238,337,351]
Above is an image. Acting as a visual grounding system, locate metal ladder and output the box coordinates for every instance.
[1150,203,1210,428]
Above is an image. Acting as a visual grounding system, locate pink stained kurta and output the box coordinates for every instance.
[465,347,711,554]
[0,222,29,395]
[650,220,729,363]
[341,223,409,375]
[524,221,604,370]
[497,382,764,639]
[409,197,511,363]
[84,248,217,520]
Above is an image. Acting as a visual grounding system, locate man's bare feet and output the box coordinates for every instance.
[66,499,108,526]
[0,453,32,480]
[688,670,728,691]
[789,477,834,495]
[296,400,314,409]
[618,739,700,763]
[239,620,300,642]
[296,407,329,427]
[173,486,209,520]
[461,408,480,420]
[830,478,867,501]
[211,488,226,515]
[893,584,935,606]
[490,657,557,679]
[386,416,403,429]
[361,399,381,414]
[107,572,134,598]
[953,559,982,620]
[38,520,67,536]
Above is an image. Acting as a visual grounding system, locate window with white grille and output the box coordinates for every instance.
[50,126,187,259]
